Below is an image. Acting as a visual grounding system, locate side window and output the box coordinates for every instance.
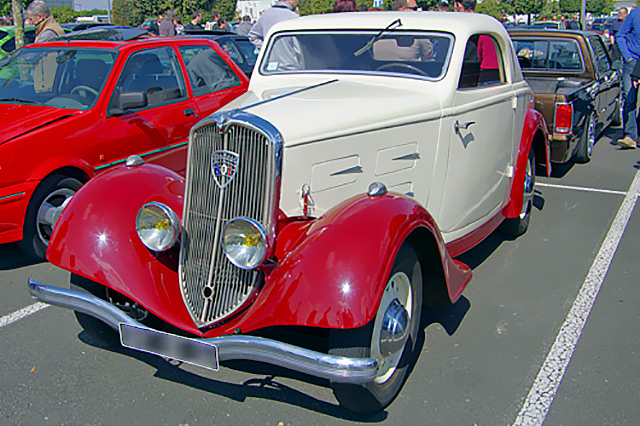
[459,34,505,89]
[236,39,258,67]
[217,39,245,66]
[548,41,582,71]
[590,36,611,75]
[179,45,241,97]
[109,47,187,112]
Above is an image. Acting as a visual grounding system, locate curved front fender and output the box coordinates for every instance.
[228,193,472,333]
[47,163,197,334]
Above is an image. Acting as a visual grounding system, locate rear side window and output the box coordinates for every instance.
[1,29,37,53]
[514,39,583,71]
[589,36,611,75]
[179,45,241,96]
[236,39,258,67]
[459,34,506,89]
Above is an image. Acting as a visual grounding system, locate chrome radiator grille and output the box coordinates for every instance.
[179,118,277,328]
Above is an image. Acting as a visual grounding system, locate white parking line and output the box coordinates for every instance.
[0,302,49,329]
[514,170,640,426]
[535,182,627,196]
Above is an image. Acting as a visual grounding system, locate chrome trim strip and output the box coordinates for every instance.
[94,141,188,171]
[0,191,26,201]
[28,279,379,383]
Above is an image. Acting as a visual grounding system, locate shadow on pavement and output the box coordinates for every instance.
[78,331,388,422]
[0,243,43,270]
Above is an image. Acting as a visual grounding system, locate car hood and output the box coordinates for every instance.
[0,104,78,145]
[221,79,443,147]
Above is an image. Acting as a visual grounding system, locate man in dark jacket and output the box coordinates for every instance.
[617,7,640,148]
[184,12,203,31]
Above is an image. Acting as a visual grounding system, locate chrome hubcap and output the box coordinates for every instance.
[36,188,75,246]
[520,159,534,219]
[372,271,412,384]
[587,114,596,156]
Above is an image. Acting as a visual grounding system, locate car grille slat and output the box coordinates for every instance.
[179,119,276,328]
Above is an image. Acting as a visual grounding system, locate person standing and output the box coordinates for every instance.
[616,7,640,148]
[248,0,300,50]
[611,7,628,62]
[235,16,253,36]
[437,0,449,11]
[148,13,163,35]
[26,1,64,43]
[159,9,176,36]
[185,12,203,31]
[205,11,220,30]
[333,0,356,12]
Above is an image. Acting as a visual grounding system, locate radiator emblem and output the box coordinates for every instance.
[211,150,239,189]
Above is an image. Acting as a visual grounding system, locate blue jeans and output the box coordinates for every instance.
[622,59,640,139]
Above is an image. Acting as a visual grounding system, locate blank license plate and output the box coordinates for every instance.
[120,323,219,371]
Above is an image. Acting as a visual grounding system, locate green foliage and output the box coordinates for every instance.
[540,0,560,17]
[477,0,508,18]
[509,0,545,15]
[586,0,614,16]
[559,0,580,13]
[51,7,77,23]
[299,0,333,15]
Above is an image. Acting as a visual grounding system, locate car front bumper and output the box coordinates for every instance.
[27,278,379,383]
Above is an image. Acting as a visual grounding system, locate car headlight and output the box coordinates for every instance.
[222,217,267,270]
[136,202,180,252]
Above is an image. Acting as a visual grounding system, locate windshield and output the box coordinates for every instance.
[0,47,117,109]
[261,30,453,80]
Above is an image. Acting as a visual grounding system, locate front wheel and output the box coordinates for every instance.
[19,175,82,259]
[499,148,535,237]
[328,243,422,414]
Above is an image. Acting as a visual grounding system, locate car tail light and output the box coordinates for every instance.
[554,102,573,134]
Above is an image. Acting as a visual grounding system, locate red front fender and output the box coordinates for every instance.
[229,193,472,333]
[47,163,196,333]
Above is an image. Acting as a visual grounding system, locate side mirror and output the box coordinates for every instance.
[108,92,148,116]
[120,91,147,110]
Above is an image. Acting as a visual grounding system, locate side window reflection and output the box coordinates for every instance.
[179,45,241,96]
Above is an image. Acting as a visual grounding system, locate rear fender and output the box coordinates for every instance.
[503,107,549,219]
[46,163,197,334]
[229,193,472,332]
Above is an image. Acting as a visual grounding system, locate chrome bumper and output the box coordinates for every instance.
[27,278,379,383]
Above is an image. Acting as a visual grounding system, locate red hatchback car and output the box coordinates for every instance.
[0,37,249,258]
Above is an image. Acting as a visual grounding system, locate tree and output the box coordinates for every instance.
[11,0,24,49]
[586,0,614,16]
[51,7,78,24]
[559,0,580,13]
[477,0,508,19]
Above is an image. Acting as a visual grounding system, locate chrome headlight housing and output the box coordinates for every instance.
[222,217,267,270]
[136,202,180,252]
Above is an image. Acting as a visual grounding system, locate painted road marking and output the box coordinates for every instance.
[0,302,49,329]
[535,182,627,196]
[514,170,640,426]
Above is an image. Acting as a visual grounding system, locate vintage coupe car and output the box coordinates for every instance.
[0,37,248,258]
[29,12,548,413]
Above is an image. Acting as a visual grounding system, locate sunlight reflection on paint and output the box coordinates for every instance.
[341,282,351,295]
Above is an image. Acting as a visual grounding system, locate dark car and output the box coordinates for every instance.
[183,30,258,77]
[55,26,151,42]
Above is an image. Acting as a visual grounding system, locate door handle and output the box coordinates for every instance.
[454,120,475,132]
[184,108,198,118]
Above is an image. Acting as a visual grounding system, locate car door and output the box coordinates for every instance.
[438,34,514,234]
[178,43,248,118]
[101,46,200,172]
[588,35,619,128]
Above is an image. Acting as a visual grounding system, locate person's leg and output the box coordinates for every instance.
[620,59,638,147]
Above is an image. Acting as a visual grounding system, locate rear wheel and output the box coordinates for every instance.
[19,175,82,259]
[500,148,535,237]
[573,112,596,163]
[328,244,422,414]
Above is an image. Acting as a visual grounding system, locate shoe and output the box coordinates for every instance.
[617,136,637,149]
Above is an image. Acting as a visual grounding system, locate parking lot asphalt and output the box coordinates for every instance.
[1,127,638,425]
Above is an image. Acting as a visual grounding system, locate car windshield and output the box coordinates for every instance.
[261,30,453,80]
[0,46,117,109]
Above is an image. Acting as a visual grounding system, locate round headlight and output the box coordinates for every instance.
[136,202,180,252]
[222,217,267,270]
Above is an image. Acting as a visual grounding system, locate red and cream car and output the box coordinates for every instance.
[29,12,548,413]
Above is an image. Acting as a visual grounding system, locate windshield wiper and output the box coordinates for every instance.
[0,97,37,104]
[354,18,402,57]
